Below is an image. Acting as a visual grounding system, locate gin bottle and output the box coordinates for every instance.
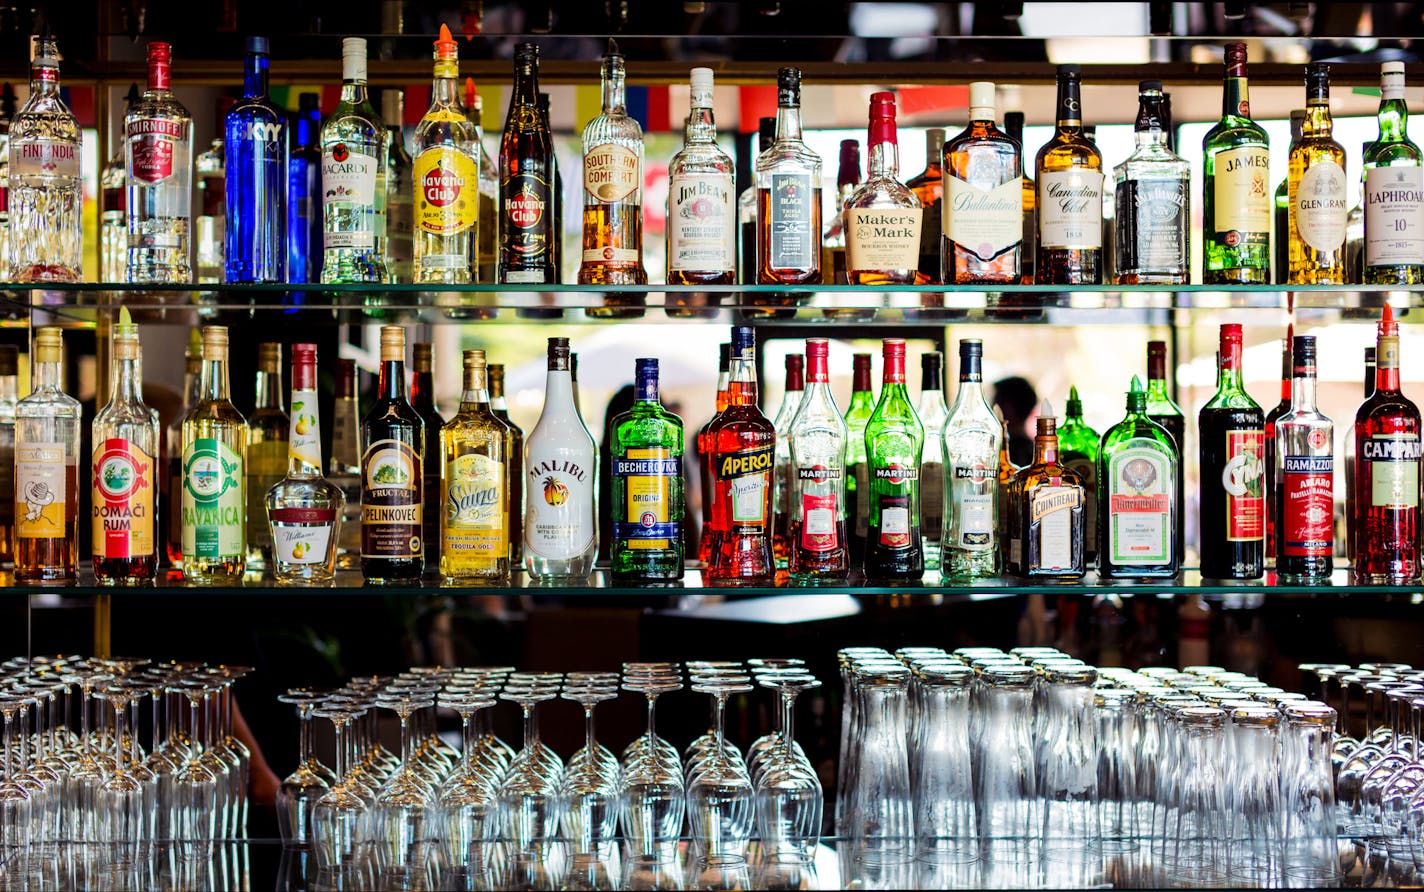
[525,337,597,582]
[667,67,735,286]
[610,358,685,583]
[225,36,287,283]
[101,84,139,283]
[1114,80,1189,284]
[322,38,388,284]
[941,339,1000,579]
[788,338,849,584]
[441,350,510,585]
[9,32,82,283]
[93,311,159,585]
[126,41,193,284]
[413,25,479,283]
[15,327,80,585]
[182,326,248,585]
[916,351,949,568]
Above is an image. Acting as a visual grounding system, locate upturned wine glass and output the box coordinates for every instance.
[0,693,34,887]
[372,687,440,887]
[753,674,823,862]
[557,685,623,858]
[437,691,501,883]
[276,688,332,848]
[686,678,755,863]
[620,672,684,867]
[310,703,369,877]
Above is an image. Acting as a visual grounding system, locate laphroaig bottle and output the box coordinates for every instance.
[1097,377,1178,581]
[788,339,848,585]
[321,38,388,283]
[941,339,1000,580]
[489,363,524,565]
[9,32,82,283]
[610,358,685,583]
[361,325,424,584]
[1362,61,1424,285]
[224,36,287,283]
[524,337,597,581]
[1275,336,1333,584]
[246,342,289,571]
[865,338,924,584]
[414,25,479,283]
[0,345,16,563]
[441,349,510,585]
[93,312,159,585]
[15,327,80,585]
[181,326,247,585]
[125,41,192,284]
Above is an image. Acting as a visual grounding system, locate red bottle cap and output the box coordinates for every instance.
[147,41,171,91]
[868,91,897,149]
[1380,303,1398,338]
[806,339,829,383]
[436,24,458,61]
[292,343,319,390]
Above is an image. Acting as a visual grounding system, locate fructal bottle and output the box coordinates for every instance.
[246,342,289,571]
[414,25,479,284]
[321,37,389,284]
[771,352,804,570]
[908,128,945,284]
[865,339,925,584]
[194,129,225,284]
[1145,340,1185,562]
[14,327,79,585]
[1035,65,1103,285]
[362,326,424,584]
[610,358,685,583]
[1010,416,1085,579]
[9,32,81,283]
[0,345,17,563]
[1058,386,1100,565]
[821,138,859,286]
[287,92,323,284]
[499,43,558,285]
[489,363,524,564]
[943,81,1022,285]
[1275,336,1334,584]
[440,349,511,585]
[225,36,287,284]
[1288,63,1349,284]
[181,325,248,585]
[844,352,876,567]
[942,339,1000,580]
[667,67,735,286]
[1204,42,1271,284]
[125,41,192,284]
[697,343,731,567]
[266,343,345,586]
[1198,323,1266,582]
[411,342,445,572]
[845,93,922,286]
[382,89,414,284]
[1097,377,1178,581]
[1363,62,1424,285]
[738,117,775,285]
[165,328,200,568]
[524,338,597,581]
[330,358,362,569]
[706,325,775,586]
[1274,110,1306,284]
[101,84,140,283]
[1114,80,1189,285]
[788,338,849,585]
[93,311,159,585]
[916,351,949,570]
[756,67,823,286]
[1263,327,1292,562]
[1354,304,1420,583]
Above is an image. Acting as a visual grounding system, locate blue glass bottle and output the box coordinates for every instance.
[224,36,287,283]
[287,92,322,283]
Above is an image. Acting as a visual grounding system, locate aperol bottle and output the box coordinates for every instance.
[706,325,775,586]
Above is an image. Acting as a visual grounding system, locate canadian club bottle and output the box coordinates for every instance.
[865,339,924,583]
[1354,304,1420,583]
[1035,65,1103,285]
[1009,416,1085,579]
[524,338,597,581]
[788,338,849,584]
[706,325,775,586]
[1275,336,1333,584]
[1199,323,1265,581]
[498,43,557,285]
[361,325,424,584]
[697,343,731,566]
[1097,377,1178,581]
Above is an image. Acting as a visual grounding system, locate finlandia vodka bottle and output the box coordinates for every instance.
[524,337,597,581]
[225,36,287,283]
[9,32,82,283]
[321,37,388,283]
[126,41,193,283]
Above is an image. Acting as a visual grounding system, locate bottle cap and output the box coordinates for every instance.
[201,325,228,360]
[0,344,16,375]
[1380,303,1398,339]
[868,92,896,147]
[335,358,356,397]
[1225,41,1247,70]
[380,324,405,361]
[245,36,269,56]
[413,342,433,372]
[147,41,172,90]
[757,116,776,154]
[1138,79,1163,93]
[548,337,570,358]
[292,344,318,388]
[959,338,982,359]
[690,66,714,102]
[488,362,505,385]
[853,353,872,369]
[1292,335,1316,366]
[603,38,624,71]
[435,23,458,60]
[784,353,804,390]
[515,41,539,61]
[147,41,171,66]
[1036,415,1057,437]
[1057,63,1080,78]
[462,349,486,370]
[465,78,481,112]
[114,305,138,343]
[838,139,861,186]
[342,37,368,83]
[881,338,906,357]
[1126,375,1146,412]
[30,32,59,69]
[1066,384,1082,415]
[777,67,802,92]
[35,327,63,363]
[805,338,829,359]
[926,127,945,156]
[635,357,657,376]
[1220,322,1243,343]
[289,343,316,363]
[259,342,282,372]
[731,325,755,359]
[968,81,996,119]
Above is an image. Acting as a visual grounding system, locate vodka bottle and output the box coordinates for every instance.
[225,36,287,283]
[126,41,193,283]
[9,32,82,283]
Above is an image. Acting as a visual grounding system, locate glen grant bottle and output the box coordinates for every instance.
[361,325,424,584]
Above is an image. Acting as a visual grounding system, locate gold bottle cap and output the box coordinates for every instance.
[258,342,282,372]
[462,349,487,370]
[380,325,405,362]
[413,342,434,372]
[202,325,229,361]
[463,349,487,390]
[34,326,63,363]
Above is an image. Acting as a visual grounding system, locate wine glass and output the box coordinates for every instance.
[310,703,369,878]
[276,688,332,848]
[372,687,439,888]
[753,674,823,863]
[557,684,623,858]
[168,678,219,861]
[498,682,563,877]
[437,690,501,884]
[620,670,685,868]
[0,693,34,888]
[686,678,755,864]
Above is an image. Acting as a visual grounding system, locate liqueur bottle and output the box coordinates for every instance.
[941,339,1000,579]
[9,32,82,283]
[330,358,362,569]
[125,41,192,284]
[1035,65,1102,285]
[413,25,479,284]
[525,338,597,581]
[383,89,414,284]
[697,343,731,566]
[845,93,922,286]
[1113,80,1189,284]
[246,343,289,573]
[321,38,388,284]
[1145,340,1186,563]
[844,352,876,568]
[1004,110,1035,283]
[1354,305,1420,583]
[489,363,524,565]
[287,92,323,283]
[666,67,735,286]
[943,81,1021,284]
[907,127,944,283]
[821,138,859,285]
[610,358,685,583]
[1097,377,1178,581]
[464,78,500,286]
[788,338,849,584]
[1344,347,1377,563]
[182,326,248,585]
[865,339,924,584]
[93,313,159,585]
[1199,323,1265,581]
[1263,329,1292,562]
[224,36,287,283]
[995,407,1019,571]
[1275,335,1333,584]
[756,68,823,287]
[706,325,775,586]
[361,326,424,585]
[411,342,445,572]
[14,327,79,585]
[916,351,949,570]
[738,117,775,285]
[771,352,804,569]
[1362,61,1424,285]
[1287,63,1348,285]
[0,345,16,563]
[440,349,510,585]
[1058,386,1100,565]
[164,329,200,568]
[1203,42,1271,285]
[1274,110,1306,284]
[194,133,225,284]
[1010,416,1085,579]
[266,343,344,586]
[499,43,558,285]
[101,85,140,282]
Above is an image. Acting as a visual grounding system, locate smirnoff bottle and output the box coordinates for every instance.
[788,338,849,584]
[525,337,597,581]
[706,325,776,586]
[126,41,193,283]
[865,338,924,583]
[224,36,287,283]
[321,38,388,283]
[93,312,159,585]
[1354,304,1420,583]
[941,339,1000,579]
[1275,336,1333,583]
[9,32,82,283]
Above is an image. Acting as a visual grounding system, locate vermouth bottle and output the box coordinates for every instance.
[1362,61,1424,284]
[224,36,287,283]
[1263,329,1292,562]
[1009,416,1085,579]
[706,325,775,586]
[788,338,849,584]
[1035,65,1102,285]
[917,351,949,569]
[1113,80,1189,284]
[499,43,558,285]
[411,342,445,572]
[413,25,479,283]
[321,38,388,284]
[8,32,82,283]
[1354,304,1420,583]
[441,350,510,585]
[697,343,731,566]
[361,326,424,585]
[525,338,598,581]
[865,339,924,584]
[489,363,524,565]
[844,353,875,567]
[942,339,1000,579]
[0,345,16,563]
[14,327,79,585]
[845,93,922,286]
[126,41,192,284]
[93,313,159,585]
[1199,323,1265,581]
[1287,63,1348,284]
[164,329,200,568]
[610,358,685,583]
[1145,340,1186,563]
[756,68,823,287]
[1058,387,1100,565]
[1275,336,1333,584]
[943,81,1021,284]
[1097,377,1178,581]
[246,342,289,571]
[666,67,736,286]
[771,352,804,569]
[182,326,247,585]
[1203,42,1271,285]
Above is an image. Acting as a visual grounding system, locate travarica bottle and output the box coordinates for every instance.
[182,326,247,584]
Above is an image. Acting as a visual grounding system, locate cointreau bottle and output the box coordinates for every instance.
[943,81,1022,284]
[1275,335,1333,584]
[499,43,558,285]
[1010,416,1085,579]
[697,342,731,567]
[15,327,80,585]
[1035,65,1102,285]
[756,68,822,287]
[610,358,685,583]
[1287,63,1348,284]
[788,338,849,585]
[92,313,159,585]
[706,325,775,587]
[361,325,424,585]
[1098,377,1178,581]
[1199,323,1265,581]
[1354,305,1420,583]
[1263,329,1291,561]
[865,339,924,584]
[1203,41,1271,285]
[845,93,922,286]
[1363,62,1424,284]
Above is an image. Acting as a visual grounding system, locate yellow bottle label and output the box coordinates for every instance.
[16,442,67,539]
[442,452,507,563]
[92,438,155,559]
[414,147,479,235]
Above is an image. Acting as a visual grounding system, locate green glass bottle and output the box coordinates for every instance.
[1203,42,1271,285]
[865,339,923,583]
[1098,376,1179,581]
[844,352,876,567]
[610,358,685,583]
[1363,61,1424,285]
[1145,341,1186,564]
[1058,385,1100,565]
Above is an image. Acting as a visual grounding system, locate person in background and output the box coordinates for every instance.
[993,375,1038,466]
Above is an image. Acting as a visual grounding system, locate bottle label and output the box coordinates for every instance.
[583,143,640,203]
[718,445,773,529]
[1365,165,1424,267]
[920,460,944,536]
[613,448,680,549]
[360,439,423,559]
[415,147,479,235]
[501,173,552,268]
[270,508,336,564]
[1365,434,1421,508]
[14,139,79,178]
[668,174,735,272]
[526,453,595,559]
[1030,485,1079,570]
[796,465,841,552]
[1064,453,1097,554]
[1212,146,1271,239]
[1221,429,1266,541]
[1294,161,1348,252]
[92,438,155,560]
[1282,454,1333,557]
[323,144,379,207]
[1037,169,1103,250]
[846,208,922,272]
[951,463,995,551]
[290,389,322,469]
[944,176,1022,259]
[769,174,815,269]
[126,118,186,184]
[877,494,911,547]
[1106,444,1171,566]
[443,452,507,560]
[16,442,66,539]
[182,437,244,559]
[1115,177,1189,271]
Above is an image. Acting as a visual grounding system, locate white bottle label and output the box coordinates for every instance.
[524,447,595,560]
[1365,165,1424,267]
[1212,146,1271,235]
[16,442,66,539]
[14,139,79,178]
[845,208,922,272]
[273,521,334,565]
[668,174,735,272]
[1294,161,1348,252]
[323,144,378,207]
[1037,170,1103,249]
[1064,454,1097,554]
[1106,444,1172,566]
[944,176,1023,258]
[289,388,322,469]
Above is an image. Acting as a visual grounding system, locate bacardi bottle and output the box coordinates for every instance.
[1362,61,1424,284]
[321,38,388,283]
[865,339,924,584]
[943,81,1021,284]
[93,313,159,585]
[610,358,685,583]
[1203,42,1271,285]
[788,338,848,584]
[771,352,804,570]
[706,325,775,586]
[224,36,287,283]
[440,350,511,585]
[126,41,192,283]
[1354,305,1420,583]
[666,67,735,286]
[9,32,82,283]
[1275,336,1334,584]
[1199,323,1265,581]
[1097,377,1178,581]
[361,326,424,584]
[525,338,597,581]
[182,326,247,585]
[413,25,479,283]
[942,339,1000,579]
[14,327,79,585]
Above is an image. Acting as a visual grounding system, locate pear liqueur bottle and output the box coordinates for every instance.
[361,325,424,584]
[1203,42,1271,285]
[943,81,1021,284]
[182,326,248,585]
[93,312,159,585]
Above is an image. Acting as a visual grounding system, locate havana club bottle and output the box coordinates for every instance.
[1275,335,1334,584]
[865,339,924,584]
[1199,323,1265,581]
[1354,305,1420,583]
[706,325,775,587]
[413,25,479,283]
[499,43,558,285]
[787,338,849,585]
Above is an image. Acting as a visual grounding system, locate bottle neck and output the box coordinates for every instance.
[1055,78,1082,134]
[1223,70,1250,120]
[255,367,283,411]
[868,137,899,181]
[0,374,16,404]
[110,354,141,405]
[727,354,759,407]
[460,373,490,410]
[1304,100,1333,138]
[685,100,716,145]
[28,63,60,100]
[543,364,578,416]
[925,132,943,172]
[411,370,436,412]
[243,54,269,99]
[202,357,230,402]
[181,364,201,409]
[1217,341,1245,394]
[776,100,803,144]
[1378,336,1402,393]
[432,67,460,106]
[1379,97,1408,141]
[341,79,370,107]
[602,63,626,115]
[379,360,408,402]
[1291,365,1319,412]
[1033,434,1059,466]
[714,369,730,413]
[288,390,322,477]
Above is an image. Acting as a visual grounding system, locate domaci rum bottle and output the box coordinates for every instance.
[1097,377,1178,581]
[441,349,510,585]
[666,67,735,287]
[788,338,849,585]
[1354,305,1420,583]
[246,342,289,571]
[1035,65,1102,285]
[771,352,804,570]
[1058,386,1100,565]
[943,81,1021,284]
[610,358,685,583]
[321,38,388,284]
[1203,41,1271,285]
[489,363,524,565]
[1362,61,1424,285]
[844,92,922,286]
[1287,63,1348,284]
[224,36,287,283]
[942,339,1000,580]
[1198,323,1265,581]
[15,327,80,585]
[865,338,924,584]
[413,25,479,284]
[706,325,775,586]
[1275,335,1333,584]
[8,32,82,283]
[524,337,597,581]
[361,325,424,585]
[411,342,445,572]
[125,41,192,284]
[498,44,558,285]
[182,326,247,585]
[92,312,159,585]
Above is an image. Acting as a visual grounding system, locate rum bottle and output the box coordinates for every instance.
[499,44,558,285]
[125,41,192,284]
[413,25,479,283]
[321,38,388,284]
[696,343,731,566]
[411,342,445,572]
[8,32,81,283]
[1354,305,1420,583]
[164,328,200,569]
[1275,335,1333,583]
[1113,80,1189,284]
[610,358,685,583]
[917,351,949,570]
[1145,340,1185,563]
[771,352,804,569]
[14,327,79,585]
[224,36,287,284]
[1362,61,1424,284]
[246,342,288,571]
[1010,416,1085,579]
[845,93,922,286]
[666,67,735,286]
[465,78,499,286]
[1098,377,1178,581]
[1203,41,1271,285]
[181,326,247,585]
[0,345,15,563]
[1263,329,1291,561]
[942,339,1000,580]
[1035,65,1102,285]
[92,312,159,585]
[490,363,525,564]
[788,338,849,585]
[440,350,510,585]
[907,127,944,284]
[756,68,823,287]
[943,81,1021,284]
[865,339,924,584]
[845,352,875,567]
[1058,386,1100,565]
[524,338,597,581]
[1288,63,1348,284]
[330,358,362,569]
[361,325,424,585]
[1198,323,1265,581]
[706,325,775,586]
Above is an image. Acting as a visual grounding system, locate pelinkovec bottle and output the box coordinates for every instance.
[361,325,424,584]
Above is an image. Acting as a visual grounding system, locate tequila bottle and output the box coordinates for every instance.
[126,41,192,283]
[411,342,445,572]
[1035,66,1102,285]
[441,350,511,585]
[164,328,200,568]
[1275,336,1333,584]
[182,326,247,585]
[489,363,524,564]
[845,93,922,286]
[225,36,287,283]
[93,311,159,585]
[321,38,388,284]
[610,358,685,583]
[288,92,323,283]
[1203,42,1271,285]
[1009,417,1085,579]
[865,338,924,584]
[330,358,362,569]
[1288,63,1348,284]
[942,339,1000,579]
[917,351,949,569]
[756,68,823,287]
[194,134,224,284]
[1114,80,1189,284]
[9,32,82,283]
[362,326,424,584]
[101,84,140,283]
[382,89,414,283]
[525,338,597,581]
[788,338,849,584]
[706,325,775,586]
[1362,61,1424,284]
[0,345,15,563]
[15,327,80,584]
[1097,377,1178,581]
[666,67,736,286]
[943,81,1021,284]
[1058,386,1100,565]
[771,352,804,570]
[845,353,875,566]
[1354,305,1420,583]
[414,25,479,283]
[246,342,289,571]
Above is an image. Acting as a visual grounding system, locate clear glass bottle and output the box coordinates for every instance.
[738,116,774,285]
[126,41,193,284]
[907,127,944,284]
[1275,335,1334,583]
[194,135,225,284]
[413,25,478,284]
[525,337,598,581]
[845,353,875,566]
[164,328,200,569]
[666,67,736,286]
[489,363,524,565]
[181,325,248,585]
[941,339,1001,580]
[246,342,289,571]
[610,358,685,583]
[1114,80,1189,284]
[1288,63,1349,284]
[93,312,159,585]
[329,358,362,570]
[225,36,287,284]
[1097,376,1178,581]
[788,338,849,585]
[756,68,823,286]
[1363,61,1424,285]
[9,32,82,283]
[916,351,949,570]
[822,138,860,285]
[101,84,139,283]
[0,84,13,279]
[771,352,804,571]
[845,93,921,286]
[465,78,499,285]
[361,325,424,584]
[1035,65,1103,285]
[1203,42,1271,285]
[865,338,924,584]
[0,345,16,563]
[288,92,324,284]
[382,89,414,284]
[441,349,510,585]
[942,81,1021,284]
[1009,416,1085,579]
[321,37,389,284]
[15,327,80,584]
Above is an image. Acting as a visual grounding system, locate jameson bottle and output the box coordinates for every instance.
[788,338,849,584]
[1275,336,1334,584]
[498,44,556,285]
[844,352,876,566]
[610,358,685,583]
[1363,61,1424,284]
[246,342,288,571]
[942,339,1000,579]
[361,325,424,585]
[93,313,159,585]
[182,326,248,585]
[411,342,445,573]
[1199,323,1265,581]
[943,81,1021,284]
[1097,377,1178,581]
[1010,416,1085,579]
[706,325,775,586]
[917,351,949,569]
[1145,340,1185,562]
[525,338,597,581]
[1203,42,1271,285]
[441,350,511,585]
[865,339,924,584]
[14,327,80,585]
[697,343,731,566]
[489,363,524,564]
[771,352,804,569]
[1354,305,1420,583]
[1058,386,1100,565]
[1035,65,1103,285]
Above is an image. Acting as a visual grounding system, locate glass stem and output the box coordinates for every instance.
[523,703,536,752]
[189,696,202,758]
[112,697,126,769]
[585,704,596,756]
[399,710,412,779]
[713,693,727,761]
[3,710,13,778]
[461,711,475,778]
[333,720,346,781]
[782,690,796,753]
[298,707,313,767]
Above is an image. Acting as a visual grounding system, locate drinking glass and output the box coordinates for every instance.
[686,678,755,863]
[168,679,219,860]
[372,687,439,888]
[1281,702,1340,887]
[557,685,623,858]
[620,669,684,866]
[1169,706,1229,887]
[753,673,822,862]
[437,691,501,883]
[1225,705,1283,887]
[911,664,976,866]
[1038,664,1099,887]
[276,687,332,848]
[97,681,148,869]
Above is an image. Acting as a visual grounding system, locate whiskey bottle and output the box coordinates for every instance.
[1098,377,1178,581]
[321,38,388,284]
[1274,110,1305,284]
[696,343,731,566]
[844,352,875,567]
[1288,63,1348,284]
[845,93,922,286]
[821,138,859,285]
[1010,416,1085,579]
[1199,323,1265,581]
[738,117,775,285]
[182,326,248,585]
[440,349,510,585]
[865,338,924,584]
[706,325,775,586]
[411,342,445,572]
[164,328,200,569]
[1035,65,1102,285]
[666,67,735,286]
[1275,336,1333,584]
[0,345,15,563]
[1113,80,1189,284]
[330,359,363,569]
[1263,328,1292,562]
[93,312,159,585]
[246,342,288,571]
[1004,110,1035,283]
[756,68,823,287]
[917,351,949,570]
[943,81,1021,284]
[942,339,1000,580]
[771,352,804,570]
[499,44,557,285]
[525,338,597,581]
[1145,340,1186,563]
[15,327,80,585]
[126,41,192,284]
[1363,62,1424,285]
[489,362,524,565]
[1354,305,1420,583]
[788,338,849,584]
[1204,41,1271,285]
[361,325,424,585]
[610,358,685,583]
[907,127,944,284]
[1058,386,1100,565]
[413,25,479,284]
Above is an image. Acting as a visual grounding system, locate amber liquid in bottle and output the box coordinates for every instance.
[15,327,81,585]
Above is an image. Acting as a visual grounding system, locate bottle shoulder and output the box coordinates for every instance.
[1103,419,1177,455]
[1203,117,1269,150]
[15,388,81,418]
[756,140,823,177]
[844,177,919,211]
[185,399,248,428]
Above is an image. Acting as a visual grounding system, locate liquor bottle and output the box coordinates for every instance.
[667,67,736,287]
[1354,305,1420,583]
[9,33,81,283]
[610,358,685,583]
[697,343,731,566]
[942,339,1001,580]
[1203,42,1271,285]
[540,92,564,284]
[361,326,424,584]
[995,407,1019,571]
[1113,80,1189,285]
[489,362,524,565]
[865,339,924,584]
[907,128,944,284]
[1263,328,1292,562]
[330,358,362,570]
[465,78,500,285]
[1275,335,1333,584]
[182,326,248,585]
[246,342,289,571]
[771,352,804,570]
[383,89,414,284]
[413,26,479,284]
[1004,110,1035,283]
[917,351,949,570]
[706,326,775,586]
[1035,65,1102,285]
[1058,386,1100,565]
[756,68,823,287]
[1344,346,1376,563]
[125,41,192,284]
[14,327,79,584]
[0,84,12,279]
[321,38,388,284]
[1145,340,1186,563]
[1274,110,1306,284]
[195,133,225,284]
[440,349,510,585]
[821,138,859,284]
[943,81,1022,284]
[1010,416,1085,579]
[1362,62,1424,285]
[845,93,922,287]
[1199,323,1265,581]
[1287,63,1348,285]
[225,36,287,284]
[411,342,445,571]
[788,338,849,584]
[101,84,140,283]
[92,312,159,585]
[738,117,775,285]
[287,92,323,283]
[1097,377,1178,581]
[524,338,597,581]
[499,44,558,285]
[164,329,200,569]
[1346,152,1366,282]
[844,352,875,567]
[266,343,345,586]
[0,345,15,563]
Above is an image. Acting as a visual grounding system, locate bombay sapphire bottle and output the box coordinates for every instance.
[287,92,322,283]
[225,36,287,283]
